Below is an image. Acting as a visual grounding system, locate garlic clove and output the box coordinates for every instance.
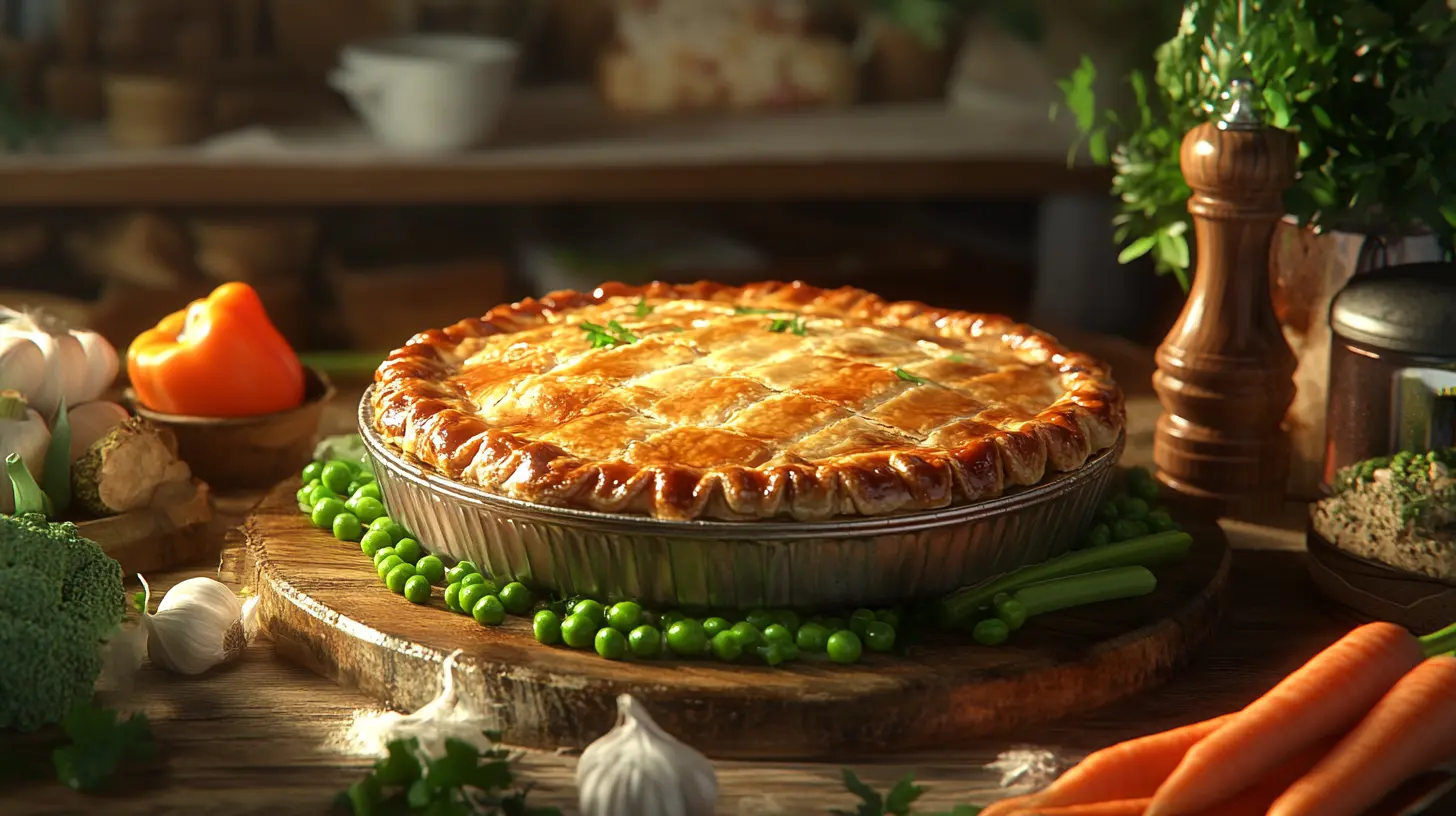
[138,575,259,676]
[576,694,718,816]
[71,329,119,405]
[0,334,44,400]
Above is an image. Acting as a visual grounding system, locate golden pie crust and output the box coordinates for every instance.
[370,281,1125,521]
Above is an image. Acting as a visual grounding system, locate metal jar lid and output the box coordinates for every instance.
[1329,262,1456,356]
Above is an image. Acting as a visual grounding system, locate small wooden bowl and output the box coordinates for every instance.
[128,367,335,491]
[1306,527,1456,635]
[105,72,210,149]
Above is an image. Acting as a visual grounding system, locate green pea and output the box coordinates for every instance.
[973,618,1010,646]
[561,613,599,649]
[345,496,387,525]
[595,627,628,660]
[744,609,775,631]
[392,538,422,564]
[372,546,397,567]
[729,621,761,648]
[1112,519,1150,542]
[761,624,794,647]
[995,597,1028,631]
[1129,475,1159,503]
[1095,500,1120,524]
[862,621,896,652]
[771,610,801,633]
[848,608,877,637]
[403,575,431,604]
[310,497,347,529]
[352,482,383,502]
[295,484,315,506]
[827,630,863,664]
[1120,497,1150,520]
[370,517,410,544]
[701,616,731,638]
[628,625,662,658]
[472,595,506,625]
[444,582,464,613]
[360,529,393,558]
[445,559,480,585]
[607,601,643,632]
[1145,510,1177,533]
[817,616,845,633]
[498,582,533,616]
[415,555,446,585]
[376,555,404,580]
[460,572,485,587]
[458,583,490,615]
[874,609,900,629]
[659,610,687,629]
[305,483,339,504]
[385,563,416,594]
[710,630,742,661]
[302,461,325,483]
[1080,523,1112,549]
[795,622,830,652]
[332,512,363,542]
[533,610,562,645]
[666,619,707,657]
[321,460,355,494]
[758,643,797,667]
[573,599,607,629]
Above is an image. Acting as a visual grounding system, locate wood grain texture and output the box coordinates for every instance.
[243,478,1230,760]
[1154,118,1299,517]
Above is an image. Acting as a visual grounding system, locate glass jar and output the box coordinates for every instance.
[1323,262,1456,492]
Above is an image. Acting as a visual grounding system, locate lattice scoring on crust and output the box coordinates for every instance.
[371,281,1125,521]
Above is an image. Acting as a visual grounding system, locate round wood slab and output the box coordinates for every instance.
[244,479,1231,760]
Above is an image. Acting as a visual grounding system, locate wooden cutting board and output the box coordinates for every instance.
[242,479,1231,760]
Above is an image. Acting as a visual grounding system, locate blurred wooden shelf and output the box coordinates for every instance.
[0,87,1106,206]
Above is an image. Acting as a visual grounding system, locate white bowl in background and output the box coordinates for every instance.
[330,34,519,153]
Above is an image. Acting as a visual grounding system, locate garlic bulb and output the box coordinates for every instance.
[0,334,44,398]
[576,694,718,816]
[0,306,119,419]
[67,400,130,461]
[137,575,260,676]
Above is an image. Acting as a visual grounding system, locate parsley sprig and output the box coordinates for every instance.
[634,297,654,317]
[833,770,981,816]
[579,320,639,349]
[893,368,937,386]
[52,702,157,792]
[768,316,809,336]
[334,733,560,816]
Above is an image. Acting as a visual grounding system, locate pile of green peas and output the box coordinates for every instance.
[525,601,900,666]
[298,457,1176,664]
[1078,466,1180,549]
[297,458,439,606]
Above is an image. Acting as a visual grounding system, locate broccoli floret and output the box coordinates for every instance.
[0,514,125,733]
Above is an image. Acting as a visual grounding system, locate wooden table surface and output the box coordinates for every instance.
[6,344,1355,816]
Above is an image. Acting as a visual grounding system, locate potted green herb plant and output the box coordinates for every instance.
[1062,0,1454,496]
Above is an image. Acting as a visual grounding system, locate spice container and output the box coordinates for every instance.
[1310,261,1456,632]
[1323,262,1456,490]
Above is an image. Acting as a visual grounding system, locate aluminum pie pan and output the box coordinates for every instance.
[360,387,1123,608]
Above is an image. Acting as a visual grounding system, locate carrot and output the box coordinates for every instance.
[1268,655,1456,816]
[1145,622,1425,816]
[980,715,1233,816]
[1007,799,1150,816]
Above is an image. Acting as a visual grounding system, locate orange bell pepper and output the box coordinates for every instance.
[127,282,306,418]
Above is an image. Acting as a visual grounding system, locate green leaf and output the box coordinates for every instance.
[884,774,927,815]
[1088,129,1110,165]
[633,297,653,318]
[1117,235,1159,264]
[42,396,70,514]
[1059,56,1099,134]
[52,703,156,792]
[893,368,932,386]
[372,740,423,788]
[1262,88,1292,129]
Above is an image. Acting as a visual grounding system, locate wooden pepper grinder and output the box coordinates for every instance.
[1153,78,1298,518]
